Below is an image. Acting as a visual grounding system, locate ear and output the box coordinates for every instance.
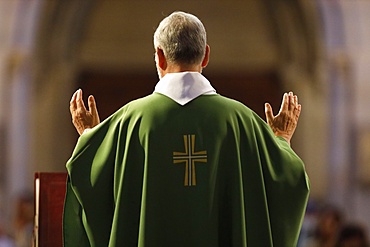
[156,48,167,70]
[201,45,210,68]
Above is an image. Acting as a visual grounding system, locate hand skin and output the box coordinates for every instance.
[70,89,100,135]
[264,92,302,145]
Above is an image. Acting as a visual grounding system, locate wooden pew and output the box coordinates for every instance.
[34,172,67,247]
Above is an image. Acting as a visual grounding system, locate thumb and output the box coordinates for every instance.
[88,95,99,117]
[265,103,274,123]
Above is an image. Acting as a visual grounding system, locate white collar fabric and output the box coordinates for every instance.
[153,72,216,105]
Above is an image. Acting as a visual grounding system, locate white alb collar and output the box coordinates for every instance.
[154,72,216,105]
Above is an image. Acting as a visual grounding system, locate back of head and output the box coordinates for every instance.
[153,11,207,66]
[336,224,369,247]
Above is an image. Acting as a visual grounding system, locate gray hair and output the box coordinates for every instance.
[153,11,207,66]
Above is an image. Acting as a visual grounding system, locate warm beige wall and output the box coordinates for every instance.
[78,1,278,73]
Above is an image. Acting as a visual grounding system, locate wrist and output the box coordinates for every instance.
[82,128,91,135]
[274,132,291,145]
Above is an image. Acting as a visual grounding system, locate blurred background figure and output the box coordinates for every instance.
[0,215,14,247]
[335,223,369,247]
[300,204,343,247]
[13,193,33,247]
[298,200,320,246]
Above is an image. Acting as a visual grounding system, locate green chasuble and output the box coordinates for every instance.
[63,93,309,247]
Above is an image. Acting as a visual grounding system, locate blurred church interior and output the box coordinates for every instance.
[0,0,369,246]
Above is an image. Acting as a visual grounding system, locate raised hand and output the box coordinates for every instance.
[69,89,100,135]
[264,92,301,145]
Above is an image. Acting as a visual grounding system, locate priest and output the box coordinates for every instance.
[64,11,309,247]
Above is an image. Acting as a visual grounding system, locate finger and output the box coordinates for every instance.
[296,104,302,118]
[88,95,95,111]
[70,90,78,103]
[89,95,100,124]
[76,89,87,111]
[69,91,78,113]
[279,93,289,113]
[288,92,295,110]
[88,95,99,115]
[265,103,274,123]
[292,103,301,121]
[293,95,298,106]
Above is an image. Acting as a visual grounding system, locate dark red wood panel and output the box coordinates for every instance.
[34,172,67,247]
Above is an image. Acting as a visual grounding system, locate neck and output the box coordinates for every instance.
[159,63,202,78]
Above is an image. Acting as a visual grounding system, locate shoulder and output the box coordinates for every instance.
[197,94,254,114]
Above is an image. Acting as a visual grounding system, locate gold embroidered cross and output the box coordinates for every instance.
[173,134,207,186]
